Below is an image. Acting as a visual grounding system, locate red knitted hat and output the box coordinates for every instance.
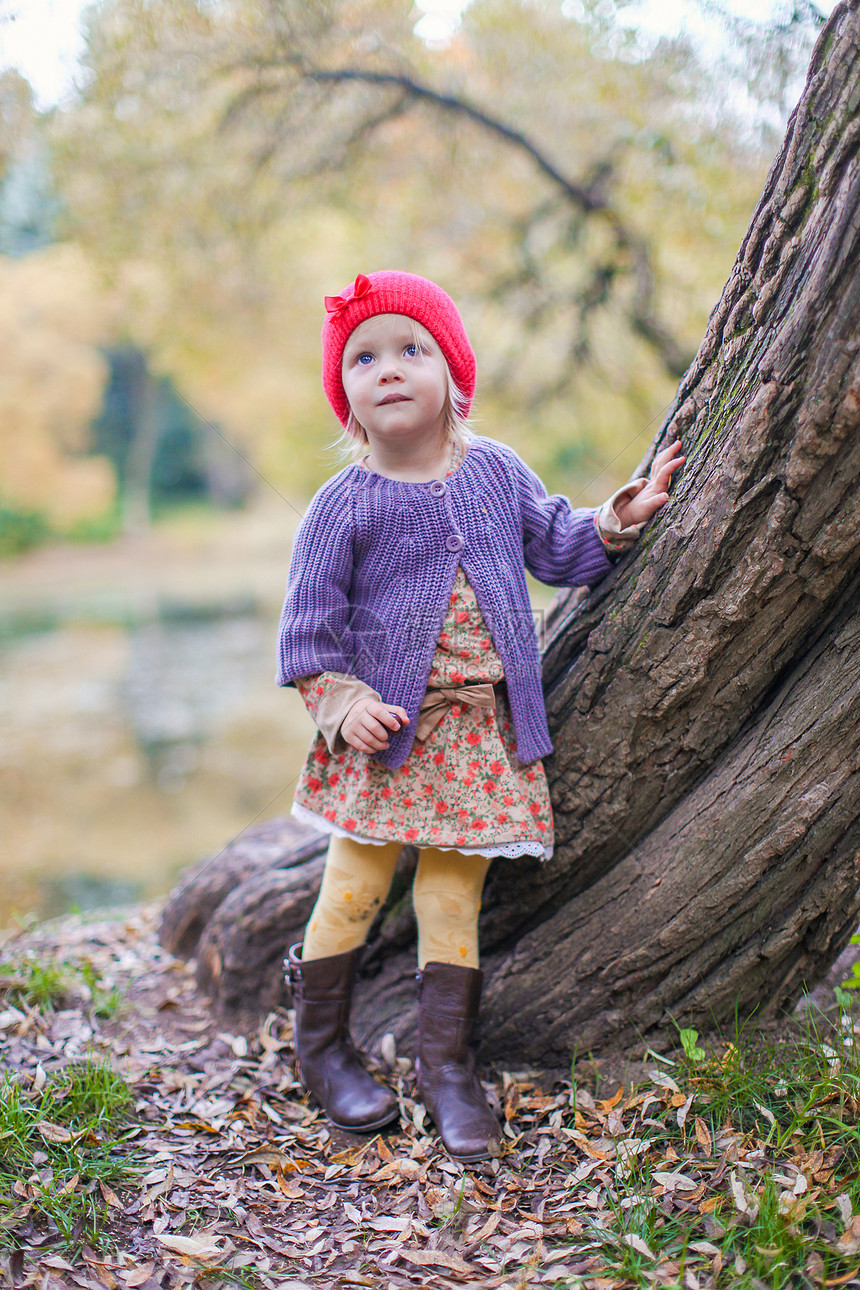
[321,270,476,426]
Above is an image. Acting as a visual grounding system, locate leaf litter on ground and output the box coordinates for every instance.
[0,903,858,1289]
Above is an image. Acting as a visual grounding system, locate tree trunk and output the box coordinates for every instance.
[122,352,159,535]
[159,1,860,1063]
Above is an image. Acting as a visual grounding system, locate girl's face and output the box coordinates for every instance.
[341,314,449,445]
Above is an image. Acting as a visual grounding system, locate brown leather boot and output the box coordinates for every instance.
[286,944,399,1132]
[416,960,502,1162]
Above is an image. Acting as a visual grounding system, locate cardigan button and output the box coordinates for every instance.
[430,480,446,497]
[445,533,463,552]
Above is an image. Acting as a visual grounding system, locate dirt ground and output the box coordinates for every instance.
[2,901,858,1290]
[0,903,651,1289]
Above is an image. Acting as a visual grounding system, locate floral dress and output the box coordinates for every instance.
[289,438,645,862]
[291,439,555,861]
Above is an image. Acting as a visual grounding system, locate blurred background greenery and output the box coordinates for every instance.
[0,0,830,926]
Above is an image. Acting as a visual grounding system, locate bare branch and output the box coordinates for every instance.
[222,53,695,381]
[297,64,694,378]
[303,66,601,212]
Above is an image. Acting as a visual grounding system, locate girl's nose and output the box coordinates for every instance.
[378,365,402,384]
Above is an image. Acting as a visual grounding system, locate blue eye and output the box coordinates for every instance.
[356,353,373,365]
[404,343,418,357]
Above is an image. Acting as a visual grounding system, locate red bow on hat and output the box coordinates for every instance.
[324,273,373,316]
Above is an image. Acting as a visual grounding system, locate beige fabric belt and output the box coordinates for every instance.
[415,682,497,742]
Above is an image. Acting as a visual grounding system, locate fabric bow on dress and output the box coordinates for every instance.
[414,683,497,742]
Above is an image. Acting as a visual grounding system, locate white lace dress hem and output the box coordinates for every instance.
[291,801,553,861]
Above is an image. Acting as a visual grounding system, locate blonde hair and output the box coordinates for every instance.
[327,318,474,466]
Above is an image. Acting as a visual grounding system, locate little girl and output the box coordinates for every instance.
[277,270,684,1162]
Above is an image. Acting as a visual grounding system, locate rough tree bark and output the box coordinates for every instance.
[160,1,860,1064]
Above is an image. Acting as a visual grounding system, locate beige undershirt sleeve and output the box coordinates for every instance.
[596,478,649,556]
[297,672,382,755]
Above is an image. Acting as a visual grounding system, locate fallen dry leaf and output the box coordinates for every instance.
[694,1116,712,1153]
[36,1122,75,1144]
[837,1215,860,1256]
[653,1170,699,1193]
[153,1233,229,1262]
[676,1093,695,1129]
[3,899,857,1290]
[623,1233,656,1259]
[825,1269,860,1287]
[121,1264,156,1287]
[397,1247,476,1275]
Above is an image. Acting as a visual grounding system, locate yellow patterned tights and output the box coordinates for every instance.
[302,834,492,968]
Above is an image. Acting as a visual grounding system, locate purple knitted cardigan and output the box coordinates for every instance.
[276,435,613,769]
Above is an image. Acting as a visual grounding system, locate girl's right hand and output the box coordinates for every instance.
[341,697,410,753]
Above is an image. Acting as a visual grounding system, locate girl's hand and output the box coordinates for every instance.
[615,439,686,529]
[341,697,410,753]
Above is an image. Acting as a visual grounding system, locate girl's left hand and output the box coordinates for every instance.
[615,438,685,529]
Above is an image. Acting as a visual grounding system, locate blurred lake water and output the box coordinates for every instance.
[0,497,313,929]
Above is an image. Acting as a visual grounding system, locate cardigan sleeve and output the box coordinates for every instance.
[508,449,615,588]
[276,476,357,687]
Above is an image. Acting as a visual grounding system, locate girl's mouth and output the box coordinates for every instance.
[378,394,411,405]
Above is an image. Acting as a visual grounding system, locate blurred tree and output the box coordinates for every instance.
[0,67,34,183]
[50,0,817,498]
[0,68,252,543]
[93,345,255,531]
[0,69,58,256]
[0,136,58,256]
[0,72,113,544]
[0,242,115,530]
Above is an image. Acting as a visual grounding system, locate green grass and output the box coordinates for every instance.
[0,502,50,558]
[0,958,72,1009]
[568,1001,860,1288]
[0,954,123,1019]
[0,1059,138,1256]
[839,937,860,992]
[687,1010,859,1156]
[79,960,124,1019]
[188,1265,269,1290]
